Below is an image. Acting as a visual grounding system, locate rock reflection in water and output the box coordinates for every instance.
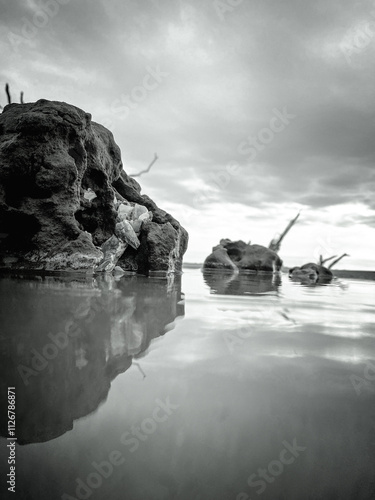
[203,270,281,295]
[0,274,184,445]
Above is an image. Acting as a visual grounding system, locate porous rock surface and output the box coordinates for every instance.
[0,100,188,273]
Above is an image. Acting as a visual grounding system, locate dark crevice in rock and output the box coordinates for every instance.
[68,145,85,165]
[4,176,52,208]
[74,207,99,235]
[79,168,116,246]
[0,209,40,252]
[82,168,107,191]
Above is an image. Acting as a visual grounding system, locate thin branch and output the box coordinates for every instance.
[130,153,158,177]
[269,211,300,252]
[319,255,337,265]
[328,253,349,269]
[5,83,11,104]
[133,362,146,379]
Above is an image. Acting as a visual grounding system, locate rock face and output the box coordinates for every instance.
[203,239,283,272]
[289,263,333,284]
[0,100,188,273]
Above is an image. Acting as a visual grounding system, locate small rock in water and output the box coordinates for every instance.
[115,220,140,249]
[96,235,128,272]
[130,219,142,234]
[129,208,152,234]
[118,203,134,220]
[132,204,148,220]
[114,266,125,275]
[138,211,153,223]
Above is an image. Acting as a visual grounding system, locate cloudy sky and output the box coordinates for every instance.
[1,0,375,268]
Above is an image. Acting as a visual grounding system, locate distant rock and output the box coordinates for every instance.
[203,239,283,272]
[0,100,188,273]
[289,263,333,284]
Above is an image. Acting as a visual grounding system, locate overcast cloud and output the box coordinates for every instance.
[1,0,374,267]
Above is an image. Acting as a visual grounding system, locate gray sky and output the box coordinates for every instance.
[1,0,375,267]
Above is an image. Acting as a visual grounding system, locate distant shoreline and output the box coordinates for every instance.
[183,263,375,280]
[327,269,375,280]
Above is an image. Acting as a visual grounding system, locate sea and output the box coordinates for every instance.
[0,266,374,499]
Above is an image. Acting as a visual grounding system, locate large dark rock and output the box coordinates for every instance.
[0,100,188,273]
[203,239,283,272]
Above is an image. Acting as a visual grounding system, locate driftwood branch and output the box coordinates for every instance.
[133,362,146,379]
[327,253,349,269]
[268,212,300,252]
[130,153,158,178]
[319,255,337,265]
[318,253,349,268]
[5,83,11,104]
[2,84,24,108]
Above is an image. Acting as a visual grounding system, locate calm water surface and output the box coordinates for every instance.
[0,269,375,500]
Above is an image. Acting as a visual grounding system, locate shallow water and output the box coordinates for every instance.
[0,269,375,500]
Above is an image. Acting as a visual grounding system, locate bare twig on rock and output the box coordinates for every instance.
[268,211,300,252]
[133,362,147,379]
[5,83,11,104]
[130,153,158,177]
[319,255,337,266]
[2,85,24,108]
[327,253,349,269]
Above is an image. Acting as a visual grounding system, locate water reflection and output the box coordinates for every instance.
[0,271,375,499]
[289,272,333,286]
[202,270,281,295]
[0,274,184,445]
